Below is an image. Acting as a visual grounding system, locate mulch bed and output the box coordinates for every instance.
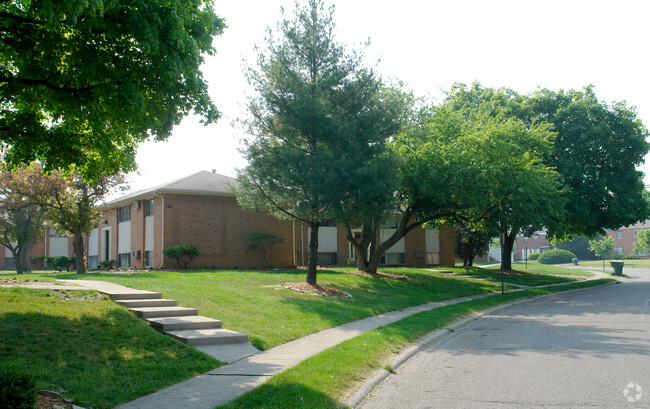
[282,282,352,298]
[339,269,423,282]
[487,269,536,277]
[36,390,74,409]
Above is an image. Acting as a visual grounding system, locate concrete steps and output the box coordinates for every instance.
[115,298,178,308]
[129,306,199,319]
[148,316,222,331]
[166,328,249,346]
[105,289,247,346]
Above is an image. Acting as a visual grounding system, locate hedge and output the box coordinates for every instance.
[538,249,576,264]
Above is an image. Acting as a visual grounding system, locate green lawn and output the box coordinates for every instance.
[431,265,580,286]
[0,268,612,409]
[577,259,650,268]
[510,260,595,277]
[0,287,219,409]
[53,267,504,350]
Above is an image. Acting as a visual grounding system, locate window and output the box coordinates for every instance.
[88,255,98,270]
[533,235,539,242]
[634,230,641,238]
[523,237,528,244]
[317,252,338,266]
[615,231,623,239]
[144,199,154,217]
[381,252,405,265]
[118,252,130,268]
[381,217,398,229]
[615,247,624,256]
[144,251,154,268]
[118,205,131,222]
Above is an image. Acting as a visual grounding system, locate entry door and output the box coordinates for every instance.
[102,228,112,261]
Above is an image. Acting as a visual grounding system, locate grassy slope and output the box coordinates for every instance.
[219,279,614,409]
[54,268,502,350]
[0,287,219,409]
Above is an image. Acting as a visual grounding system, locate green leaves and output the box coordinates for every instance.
[0,0,224,180]
[588,236,614,260]
[633,230,650,256]
[531,86,650,238]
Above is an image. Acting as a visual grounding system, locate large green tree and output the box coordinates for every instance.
[10,164,123,273]
[357,84,563,273]
[531,86,650,238]
[235,0,405,285]
[442,84,564,271]
[0,0,224,180]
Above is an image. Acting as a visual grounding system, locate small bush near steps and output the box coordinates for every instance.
[0,367,36,409]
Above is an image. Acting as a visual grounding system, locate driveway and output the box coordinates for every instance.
[361,269,650,408]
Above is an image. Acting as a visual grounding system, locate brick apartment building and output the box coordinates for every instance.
[0,171,454,271]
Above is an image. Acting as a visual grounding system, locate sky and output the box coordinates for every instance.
[124,0,650,193]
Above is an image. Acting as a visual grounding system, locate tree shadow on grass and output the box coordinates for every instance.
[276,271,500,328]
[0,293,221,409]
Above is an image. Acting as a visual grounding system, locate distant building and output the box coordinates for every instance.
[515,221,650,260]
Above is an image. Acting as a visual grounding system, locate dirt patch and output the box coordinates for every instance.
[51,290,105,301]
[35,390,74,409]
[339,269,423,282]
[282,282,352,298]
[487,269,536,277]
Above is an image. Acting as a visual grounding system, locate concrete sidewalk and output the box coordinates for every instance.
[115,292,497,409]
[52,276,615,409]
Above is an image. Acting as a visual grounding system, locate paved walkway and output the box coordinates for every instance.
[9,274,616,409]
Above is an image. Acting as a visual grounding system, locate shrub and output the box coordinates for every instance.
[163,245,200,269]
[622,254,640,260]
[245,230,285,268]
[45,256,75,272]
[538,249,576,265]
[99,259,116,270]
[31,256,46,269]
[0,367,36,409]
[527,253,540,261]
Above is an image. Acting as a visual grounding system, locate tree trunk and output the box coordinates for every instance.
[364,211,420,274]
[72,229,86,273]
[306,222,319,285]
[10,247,24,275]
[344,223,370,271]
[501,232,515,271]
[20,243,33,272]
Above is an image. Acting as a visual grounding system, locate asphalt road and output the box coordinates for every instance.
[361,269,650,408]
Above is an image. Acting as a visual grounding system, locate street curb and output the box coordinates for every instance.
[343,280,620,409]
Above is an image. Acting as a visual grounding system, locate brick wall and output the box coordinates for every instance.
[158,194,294,269]
[405,226,427,267]
[439,224,456,266]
